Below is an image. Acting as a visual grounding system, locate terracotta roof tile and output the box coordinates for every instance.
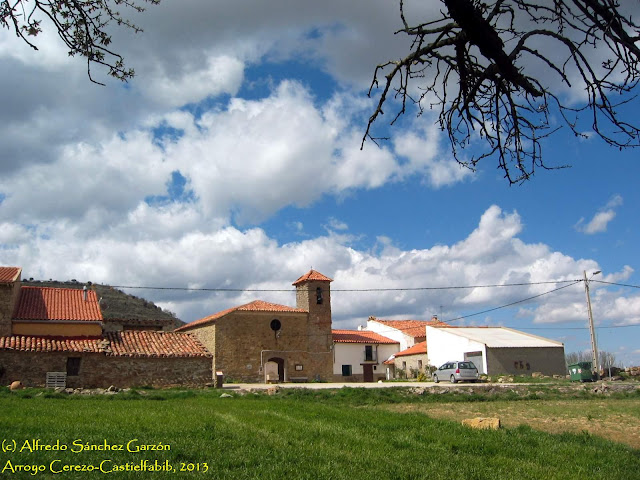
[0,331,211,357]
[175,300,306,331]
[394,341,427,357]
[0,335,104,353]
[332,329,399,344]
[13,286,102,322]
[0,267,21,283]
[292,269,333,285]
[370,319,446,339]
[104,331,211,357]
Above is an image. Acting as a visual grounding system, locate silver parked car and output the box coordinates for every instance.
[432,361,479,383]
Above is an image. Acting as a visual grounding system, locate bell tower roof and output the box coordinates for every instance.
[292,270,333,286]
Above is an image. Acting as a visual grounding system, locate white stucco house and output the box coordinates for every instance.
[332,329,399,382]
[365,316,445,351]
[425,326,566,376]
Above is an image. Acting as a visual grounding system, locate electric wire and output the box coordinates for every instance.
[439,281,582,324]
[592,279,640,289]
[110,279,582,293]
[99,277,640,334]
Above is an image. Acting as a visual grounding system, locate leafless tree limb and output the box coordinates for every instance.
[1,0,159,85]
[364,0,640,184]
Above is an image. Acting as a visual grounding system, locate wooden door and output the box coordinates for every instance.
[363,364,374,382]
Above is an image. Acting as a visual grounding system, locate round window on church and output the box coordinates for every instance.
[270,319,282,331]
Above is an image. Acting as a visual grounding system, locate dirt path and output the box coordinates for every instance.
[381,398,640,449]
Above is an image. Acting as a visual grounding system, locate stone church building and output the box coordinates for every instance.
[176,270,334,383]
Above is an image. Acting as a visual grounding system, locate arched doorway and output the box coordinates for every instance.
[267,357,285,382]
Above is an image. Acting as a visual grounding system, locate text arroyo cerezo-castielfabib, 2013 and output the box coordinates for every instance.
[1,438,209,475]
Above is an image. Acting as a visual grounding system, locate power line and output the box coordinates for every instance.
[592,279,640,289]
[107,277,638,334]
[441,281,582,324]
[110,279,582,293]
[519,324,640,331]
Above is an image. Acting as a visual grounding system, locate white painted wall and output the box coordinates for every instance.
[426,326,488,373]
[366,320,415,351]
[333,343,399,376]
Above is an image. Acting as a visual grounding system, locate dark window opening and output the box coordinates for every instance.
[316,287,323,304]
[341,365,352,376]
[66,357,81,376]
[270,319,282,331]
[364,345,374,361]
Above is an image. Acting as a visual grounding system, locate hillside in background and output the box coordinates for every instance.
[21,279,185,327]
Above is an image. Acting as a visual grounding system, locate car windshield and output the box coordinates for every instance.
[458,362,475,369]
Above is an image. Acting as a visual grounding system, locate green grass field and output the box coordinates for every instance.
[0,388,638,479]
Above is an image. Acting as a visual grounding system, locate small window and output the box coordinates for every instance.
[341,365,352,376]
[418,360,423,369]
[364,345,374,361]
[402,361,407,370]
[316,287,323,305]
[270,319,282,331]
[66,357,81,376]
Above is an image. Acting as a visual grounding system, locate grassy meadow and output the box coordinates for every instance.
[0,387,638,479]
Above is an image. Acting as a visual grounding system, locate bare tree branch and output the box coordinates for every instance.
[364,0,640,184]
[1,0,160,84]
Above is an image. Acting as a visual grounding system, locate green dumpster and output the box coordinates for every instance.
[568,362,594,382]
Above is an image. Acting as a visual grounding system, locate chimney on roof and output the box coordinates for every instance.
[83,285,88,301]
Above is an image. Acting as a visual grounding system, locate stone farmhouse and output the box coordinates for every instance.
[0,267,212,388]
[384,341,428,380]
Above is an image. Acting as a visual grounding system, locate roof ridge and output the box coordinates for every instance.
[292,269,333,285]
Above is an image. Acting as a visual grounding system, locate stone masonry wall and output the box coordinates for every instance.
[394,353,429,378]
[486,346,566,376]
[207,310,333,383]
[0,351,212,388]
[188,324,216,374]
[296,280,333,381]
[214,311,313,382]
[0,280,21,336]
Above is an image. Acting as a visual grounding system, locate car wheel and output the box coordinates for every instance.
[433,375,439,383]
[450,375,457,384]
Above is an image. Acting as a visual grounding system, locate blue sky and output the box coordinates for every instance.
[0,1,638,366]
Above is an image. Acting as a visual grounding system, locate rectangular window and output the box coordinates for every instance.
[402,361,407,370]
[364,345,374,361]
[341,365,352,376]
[418,360,423,369]
[66,357,81,376]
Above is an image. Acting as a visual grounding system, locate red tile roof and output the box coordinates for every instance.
[369,318,446,339]
[175,300,307,331]
[104,331,211,357]
[0,335,104,353]
[13,286,102,322]
[0,331,211,357]
[332,329,399,344]
[394,341,427,357]
[0,267,21,283]
[292,269,333,285]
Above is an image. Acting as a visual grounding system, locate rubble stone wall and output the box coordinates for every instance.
[0,351,212,388]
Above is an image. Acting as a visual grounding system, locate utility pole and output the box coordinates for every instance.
[583,270,600,381]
